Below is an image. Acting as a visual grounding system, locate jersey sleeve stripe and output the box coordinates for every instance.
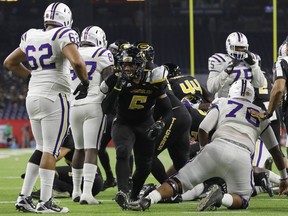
[51,27,67,41]
[215,54,226,62]
[150,78,166,84]
[58,29,73,39]
[98,48,108,57]
[92,47,104,58]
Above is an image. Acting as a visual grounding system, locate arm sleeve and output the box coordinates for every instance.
[199,108,218,133]
[154,94,173,126]
[207,58,230,95]
[250,64,265,88]
[260,125,278,150]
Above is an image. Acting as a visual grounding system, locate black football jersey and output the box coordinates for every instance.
[106,70,167,123]
[168,75,206,103]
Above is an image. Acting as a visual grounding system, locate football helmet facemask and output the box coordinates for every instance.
[108,39,131,64]
[44,2,73,29]
[226,32,249,61]
[81,26,107,48]
[228,79,255,102]
[134,42,155,62]
[119,46,147,80]
[163,63,181,78]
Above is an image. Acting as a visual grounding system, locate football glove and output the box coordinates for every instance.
[244,50,255,65]
[224,60,239,75]
[114,72,129,91]
[147,120,165,141]
[73,80,89,100]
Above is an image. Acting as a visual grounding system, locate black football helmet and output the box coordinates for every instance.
[108,39,131,64]
[163,63,181,78]
[118,46,147,79]
[134,41,155,62]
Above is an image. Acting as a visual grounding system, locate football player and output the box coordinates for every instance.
[4,2,89,213]
[70,26,114,204]
[98,39,133,191]
[135,42,191,185]
[207,32,265,98]
[100,46,173,209]
[128,79,288,212]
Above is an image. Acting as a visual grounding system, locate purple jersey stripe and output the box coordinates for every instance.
[92,47,103,58]
[98,48,107,57]
[211,56,221,63]
[52,27,66,41]
[215,54,226,62]
[255,139,263,167]
[53,93,66,157]
[59,29,73,39]
[96,115,106,149]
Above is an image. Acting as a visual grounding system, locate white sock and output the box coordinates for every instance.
[72,168,83,194]
[221,193,233,207]
[268,171,280,185]
[82,163,97,196]
[39,168,55,202]
[181,183,204,201]
[147,190,162,204]
[21,163,39,196]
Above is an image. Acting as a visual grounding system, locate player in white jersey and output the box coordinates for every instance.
[70,26,114,204]
[207,32,265,98]
[127,79,288,212]
[4,2,89,213]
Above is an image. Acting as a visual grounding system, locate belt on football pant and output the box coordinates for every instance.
[221,138,251,153]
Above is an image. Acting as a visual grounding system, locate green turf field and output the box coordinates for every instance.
[1,148,288,216]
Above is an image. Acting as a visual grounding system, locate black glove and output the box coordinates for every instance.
[147,121,165,141]
[224,60,238,75]
[114,72,129,90]
[73,80,89,100]
[244,51,255,65]
[280,59,288,74]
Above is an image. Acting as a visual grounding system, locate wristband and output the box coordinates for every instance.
[279,168,287,180]
[264,111,272,119]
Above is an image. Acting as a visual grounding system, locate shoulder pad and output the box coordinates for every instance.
[150,65,168,83]
[209,53,229,63]
[51,27,77,41]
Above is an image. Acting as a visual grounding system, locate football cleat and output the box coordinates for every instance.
[115,191,130,210]
[15,194,36,213]
[197,184,223,211]
[36,197,69,213]
[138,183,157,199]
[158,194,182,203]
[72,191,81,202]
[260,172,273,197]
[128,197,151,211]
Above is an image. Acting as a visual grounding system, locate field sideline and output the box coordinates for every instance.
[1,148,288,216]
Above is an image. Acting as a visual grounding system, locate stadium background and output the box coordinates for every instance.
[0,0,288,147]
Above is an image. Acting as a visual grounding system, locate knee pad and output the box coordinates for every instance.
[28,150,43,165]
[165,176,182,196]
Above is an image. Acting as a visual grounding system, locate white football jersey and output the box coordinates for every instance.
[207,53,265,98]
[70,46,114,106]
[203,97,269,153]
[20,27,80,101]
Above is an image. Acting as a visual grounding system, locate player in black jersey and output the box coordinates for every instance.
[164,63,213,111]
[100,45,173,209]
[134,42,191,185]
[98,39,132,190]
